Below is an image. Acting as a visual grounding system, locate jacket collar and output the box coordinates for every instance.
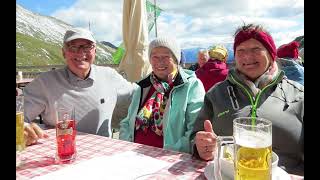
[137,67,190,88]
[227,69,284,89]
[202,59,227,70]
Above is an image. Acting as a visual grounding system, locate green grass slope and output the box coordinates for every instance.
[16,32,64,66]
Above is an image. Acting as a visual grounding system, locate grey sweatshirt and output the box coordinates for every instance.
[24,65,137,137]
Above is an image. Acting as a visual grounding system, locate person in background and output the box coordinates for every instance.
[277,41,304,85]
[188,49,210,71]
[23,27,137,145]
[195,45,229,92]
[120,37,205,153]
[277,41,303,66]
[191,23,304,175]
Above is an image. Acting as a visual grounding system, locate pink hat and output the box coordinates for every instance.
[277,41,300,59]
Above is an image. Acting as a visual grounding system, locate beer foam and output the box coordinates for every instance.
[16,111,23,115]
[235,130,271,148]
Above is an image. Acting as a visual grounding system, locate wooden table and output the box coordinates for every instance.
[16,78,33,88]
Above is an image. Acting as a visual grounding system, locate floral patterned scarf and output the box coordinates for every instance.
[135,71,176,136]
[237,61,279,96]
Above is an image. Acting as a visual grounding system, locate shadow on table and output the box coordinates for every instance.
[17,156,56,171]
[77,131,89,136]
[166,157,207,179]
[130,144,207,179]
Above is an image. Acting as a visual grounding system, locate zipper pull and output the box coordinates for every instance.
[283,103,289,111]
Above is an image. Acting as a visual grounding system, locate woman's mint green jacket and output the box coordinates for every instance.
[119,68,205,153]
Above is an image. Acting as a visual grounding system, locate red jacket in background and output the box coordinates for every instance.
[195,59,228,92]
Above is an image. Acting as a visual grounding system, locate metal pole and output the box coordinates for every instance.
[154,0,157,37]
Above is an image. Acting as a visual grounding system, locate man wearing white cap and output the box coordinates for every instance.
[23,27,137,145]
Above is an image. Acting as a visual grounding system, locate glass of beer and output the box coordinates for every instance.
[16,95,25,167]
[55,106,77,163]
[214,117,272,180]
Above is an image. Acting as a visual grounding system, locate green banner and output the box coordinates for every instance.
[112,0,163,64]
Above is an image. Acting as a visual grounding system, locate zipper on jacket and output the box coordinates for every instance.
[230,74,281,124]
[227,86,239,110]
[162,77,186,145]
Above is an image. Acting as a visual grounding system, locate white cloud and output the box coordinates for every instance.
[158,0,304,18]
[52,0,123,45]
[51,0,303,49]
[273,29,304,48]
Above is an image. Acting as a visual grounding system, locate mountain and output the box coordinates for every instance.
[294,35,304,49]
[100,41,118,49]
[16,4,116,68]
[182,47,201,64]
[182,43,235,64]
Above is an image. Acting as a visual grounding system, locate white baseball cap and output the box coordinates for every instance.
[63,27,96,43]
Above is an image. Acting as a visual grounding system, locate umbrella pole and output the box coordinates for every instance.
[154,0,158,37]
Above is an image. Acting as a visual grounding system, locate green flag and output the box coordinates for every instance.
[146,0,163,32]
[112,43,125,64]
[112,0,163,64]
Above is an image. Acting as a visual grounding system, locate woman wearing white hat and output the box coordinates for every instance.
[120,37,205,153]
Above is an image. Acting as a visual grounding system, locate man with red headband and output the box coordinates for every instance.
[191,24,304,175]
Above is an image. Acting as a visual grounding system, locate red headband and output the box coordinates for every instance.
[233,29,277,61]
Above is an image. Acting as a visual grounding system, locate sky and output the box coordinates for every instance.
[16,0,304,49]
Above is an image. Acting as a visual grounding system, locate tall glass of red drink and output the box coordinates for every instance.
[55,106,76,163]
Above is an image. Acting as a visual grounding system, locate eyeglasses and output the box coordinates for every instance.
[66,44,95,53]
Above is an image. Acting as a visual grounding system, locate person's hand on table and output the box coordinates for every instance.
[24,122,49,146]
[195,120,217,161]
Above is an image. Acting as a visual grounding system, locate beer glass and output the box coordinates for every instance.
[16,71,23,81]
[16,95,25,167]
[214,117,272,180]
[55,106,77,163]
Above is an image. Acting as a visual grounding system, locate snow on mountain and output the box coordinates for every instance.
[16,4,72,45]
[16,4,115,65]
[100,41,118,49]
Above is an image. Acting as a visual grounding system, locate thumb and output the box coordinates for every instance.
[204,120,213,133]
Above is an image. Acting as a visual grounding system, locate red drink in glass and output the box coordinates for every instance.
[56,119,76,162]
